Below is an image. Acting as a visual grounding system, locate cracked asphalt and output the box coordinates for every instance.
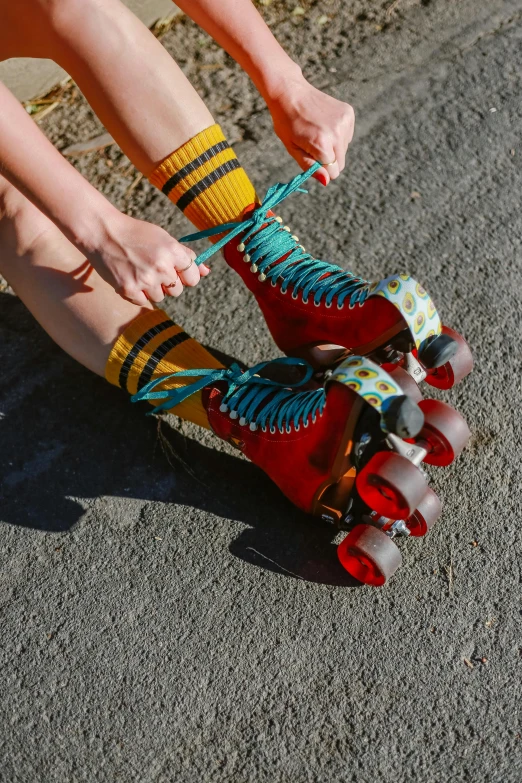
[1,1,521,780]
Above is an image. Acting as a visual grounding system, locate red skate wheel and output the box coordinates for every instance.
[425,326,473,390]
[417,399,471,467]
[386,365,423,403]
[356,451,428,520]
[338,524,402,586]
[406,487,442,536]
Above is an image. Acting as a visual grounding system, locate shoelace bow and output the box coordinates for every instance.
[131,357,326,433]
[180,163,371,309]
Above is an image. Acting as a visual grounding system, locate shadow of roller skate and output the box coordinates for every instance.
[0,293,358,587]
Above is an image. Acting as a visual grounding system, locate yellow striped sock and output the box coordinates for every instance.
[149,124,257,233]
[105,309,224,429]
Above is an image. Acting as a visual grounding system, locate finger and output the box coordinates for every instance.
[162,275,184,298]
[117,288,149,307]
[199,263,211,277]
[322,158,341,182]
[290,145,330,186]
[303,135,339,182]
[333,140,346,177]
[174,247,200,288]
[146,285,166,304]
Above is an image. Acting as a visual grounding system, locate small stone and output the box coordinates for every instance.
[292,6,305,16]
[463,658,474,669]
[317,15,329,25]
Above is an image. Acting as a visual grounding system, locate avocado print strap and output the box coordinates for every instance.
[330,356,402,431]
[369,274,442,351]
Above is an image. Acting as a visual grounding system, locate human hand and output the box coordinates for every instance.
[82,209,210,306]
[267,74,355,186]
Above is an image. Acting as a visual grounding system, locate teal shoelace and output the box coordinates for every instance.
[180,163,371,309]
[131,357,326,433]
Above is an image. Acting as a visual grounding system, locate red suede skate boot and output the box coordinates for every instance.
[180,164,473,393]
[132,355,470,586]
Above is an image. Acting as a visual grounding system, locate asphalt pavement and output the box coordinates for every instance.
[1,1,522,780]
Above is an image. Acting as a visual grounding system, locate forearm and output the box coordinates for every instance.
[175,0,304,101]
[0,81,114,251]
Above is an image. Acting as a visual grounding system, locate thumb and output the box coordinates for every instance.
[289,145,330,186]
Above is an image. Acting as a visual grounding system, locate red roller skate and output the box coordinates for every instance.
[180,164,473,393]
[132,354,470,586]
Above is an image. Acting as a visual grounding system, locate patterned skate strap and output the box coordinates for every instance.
[330,356,404,423]
[369,274,442,351]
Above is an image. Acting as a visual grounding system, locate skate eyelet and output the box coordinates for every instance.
[303,420,309,428]
[261,426,267,433]
[250,264,258,273]
[313,301,320,308]
[229,410,238,420]
[250,422,258,432]
[275,216,283,224]
[302,297,309,305]
[271,281,277,288]
[244,253,251,263]
[337,302,344,310]
[237,242,245,252]
[239,417,247,426]
[294,424,300,432]
[219,403,228,413]
[286,425,292,434]
[325,301,332,309]
[291,291,299,300]
[270,426,276,434]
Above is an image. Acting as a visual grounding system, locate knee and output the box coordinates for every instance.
[37,0,97,37]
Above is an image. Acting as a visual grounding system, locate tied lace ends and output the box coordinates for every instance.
[131,357,326,433]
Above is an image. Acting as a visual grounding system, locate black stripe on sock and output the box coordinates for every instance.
[119,319,172,391]
[176,159,241,212]
[161,141,231,197]
[137,331,191,391]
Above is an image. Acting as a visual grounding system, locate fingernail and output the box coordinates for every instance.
[315,171,329,187]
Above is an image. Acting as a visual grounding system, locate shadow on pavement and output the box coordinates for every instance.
[0,293,360,588]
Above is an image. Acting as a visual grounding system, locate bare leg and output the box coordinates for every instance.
[0,175,151,377]
[50,0,215,174]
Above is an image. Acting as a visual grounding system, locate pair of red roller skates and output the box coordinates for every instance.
[140,164,473,586]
